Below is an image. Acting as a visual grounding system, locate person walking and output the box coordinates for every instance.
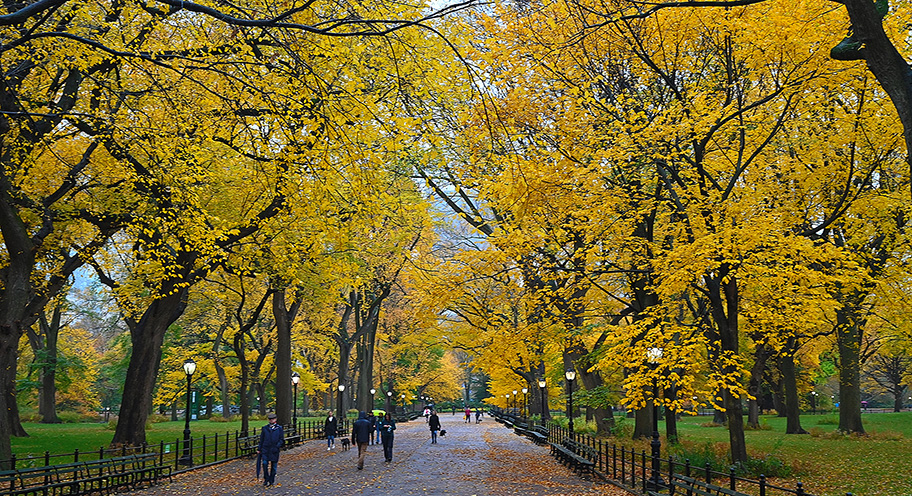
[257,413,284,487]
[428,409,441,444]
[351,411,373,470]
[378,412,396,462]
[368,412,377,445]
[324,413,338,450]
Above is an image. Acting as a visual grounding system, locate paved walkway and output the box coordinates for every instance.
[134,415,630,496]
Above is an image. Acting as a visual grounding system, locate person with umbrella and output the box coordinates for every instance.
[258,413,284,487]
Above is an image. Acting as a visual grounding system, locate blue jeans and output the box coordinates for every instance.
[431,430,438,443]
[327,435,335,447]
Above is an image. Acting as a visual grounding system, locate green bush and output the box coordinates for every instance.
[815,415,839,425]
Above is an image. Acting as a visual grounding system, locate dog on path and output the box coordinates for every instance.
[439,429,447,437]
[341,438,351,451]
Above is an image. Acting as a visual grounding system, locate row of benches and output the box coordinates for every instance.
[492,410,750,496]
[0,453,171,496]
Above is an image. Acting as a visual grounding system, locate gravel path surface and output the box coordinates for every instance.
[133,416,631,496]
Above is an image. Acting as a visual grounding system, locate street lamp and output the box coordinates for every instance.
[370,388,376,409]
[646,347,664,491]
[565,369,576,440]
[180,358,196,466]
[337,384,345,421]
[538,379,547,419]
[522,387,528,417]
[513,389,518,414]
[387,390,393,412]
[291,372,300,430]
[401,393,406,414]
[810,391,818,415]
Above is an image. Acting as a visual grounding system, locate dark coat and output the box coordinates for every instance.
[428,413,441,431]
[324,416,338,437]
[351,412,373,444]
[379,417,396,438]
[258,422,284,462]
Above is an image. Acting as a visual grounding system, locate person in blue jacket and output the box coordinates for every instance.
[351,411,373,470]
[258,413,284,487]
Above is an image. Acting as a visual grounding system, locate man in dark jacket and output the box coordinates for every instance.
[258,413,284,486]
[351,411,373,470]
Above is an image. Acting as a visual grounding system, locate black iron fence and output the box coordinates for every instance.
[2,418,347,474]
[542,421,837,496]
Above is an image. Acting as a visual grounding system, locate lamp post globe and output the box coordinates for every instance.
[564,369,576,440]
[180,358,196,466]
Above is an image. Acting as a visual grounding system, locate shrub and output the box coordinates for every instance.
[208,415,231,423]
[668,441,729,472]
[610,417,633,438]
[147,414,169,424]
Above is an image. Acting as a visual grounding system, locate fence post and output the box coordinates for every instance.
[641,450,647,493]
[668,455,674,482]
[796,482,805,496]
[99,447,104,460]
[202,435,207,465]
[685,459,691,478]
[612,444,617,479]
[620,445,625,484]
[759,474,766,496]
[174,437,180,468]
[730,466,736,491]
[159,441,165,466]
[705,462,712,484]
[74,449,79,463]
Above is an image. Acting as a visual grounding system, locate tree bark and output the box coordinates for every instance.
[747,343,771,429]
[273,289,293,427]
[836,300,865,434]
[110,290,187,447]
[779,341,807,434]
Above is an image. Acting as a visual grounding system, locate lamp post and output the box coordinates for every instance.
[180,358,196,466]
[505,394,510,413]
[400,394,406,414]
[565,369,576,440]
[370,388,376,410]
[810,391,817,415]
[291,372,300,430]
[387,391,393,412]
[538,379,547,419]
[522,387,528,418]
[337,384,345,421]
[646,347,664,491]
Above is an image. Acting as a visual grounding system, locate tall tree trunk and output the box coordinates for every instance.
[34,306,62,424]
[709,269,748,464]
[779,341,807,434]
[273,289,293,427]
[664,385,678,444]
[836,302,865,434]
[747,343,771,429]
[111,290,186,447]
[633,408,652,439]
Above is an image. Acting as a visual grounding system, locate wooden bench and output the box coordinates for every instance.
[513,421,530,437]
[549,438,596,477]
[2,453,171,495]
[237,435,259,457]
[648,475,750,496]
[528,425,549,445]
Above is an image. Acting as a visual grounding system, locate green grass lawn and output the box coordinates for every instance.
[9,416,332,460]
[666,412,912,496]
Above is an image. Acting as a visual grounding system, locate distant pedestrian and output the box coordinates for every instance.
[379,412,396,462]
[423,406,431,422]
[374,414,382,445]
[475,408,482,423]
[464,406,471,423]
[257,413,284,487]
[324,413,338,450]
[351,411,373,470]
[369,412,377,445]
[429,410,441,444]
